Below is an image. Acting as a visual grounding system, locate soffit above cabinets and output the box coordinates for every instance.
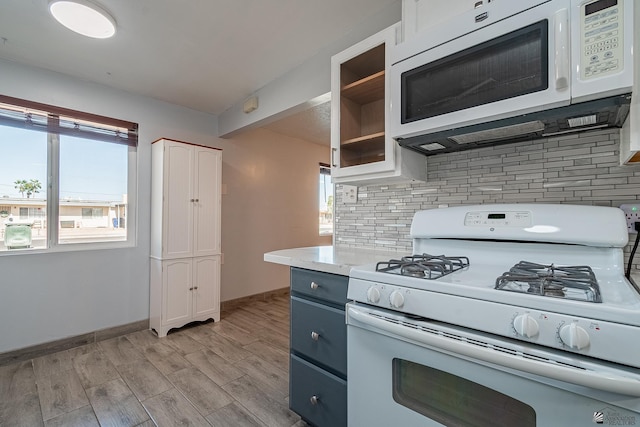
[263,101,331,147]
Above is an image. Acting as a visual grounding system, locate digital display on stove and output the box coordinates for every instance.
[464,211,532,227]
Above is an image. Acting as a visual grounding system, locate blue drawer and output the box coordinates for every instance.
[290,354,347,427]
[290,267,347,307]
[290,296,346,377]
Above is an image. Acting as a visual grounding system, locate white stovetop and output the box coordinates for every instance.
[263,246,403,276]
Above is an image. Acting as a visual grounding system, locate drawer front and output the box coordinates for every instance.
[290,267,347,307]
[291,296,346,376]
[290,354,347,427]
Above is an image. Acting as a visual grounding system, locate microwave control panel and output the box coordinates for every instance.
[580,0,624,79]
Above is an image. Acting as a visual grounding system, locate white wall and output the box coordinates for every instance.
[220,128,332,301]
[0,58,219,353]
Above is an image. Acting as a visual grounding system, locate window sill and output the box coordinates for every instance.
[0,239,136,257]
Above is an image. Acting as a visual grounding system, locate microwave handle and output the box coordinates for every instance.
[347,305,640,397]
[554,8,570,90]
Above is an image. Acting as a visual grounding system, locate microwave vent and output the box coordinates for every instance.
[448,121,545,145]
[396,95,631,156]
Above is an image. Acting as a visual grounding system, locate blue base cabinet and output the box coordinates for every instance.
[289,267,348,427]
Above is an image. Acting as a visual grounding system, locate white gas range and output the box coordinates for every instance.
[346,204,640,427]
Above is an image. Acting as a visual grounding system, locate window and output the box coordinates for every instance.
[0,95,137,252]
[319,163,333,236]
[81,208,104,219]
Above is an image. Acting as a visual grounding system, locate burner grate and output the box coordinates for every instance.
[495,261,602,303]
[376,254,470,279]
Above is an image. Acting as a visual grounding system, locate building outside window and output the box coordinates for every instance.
[319,163,333,236]
[0,95,137,252]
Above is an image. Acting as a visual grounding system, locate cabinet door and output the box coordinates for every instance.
[402,0,472,41]
[192,256,220,318]
[163,259,193,325]
[193,148,221,257]
[330,25,396,179]
[163,143,195,258]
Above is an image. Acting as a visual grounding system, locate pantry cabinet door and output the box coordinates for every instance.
[193,147,221,257]
[192,256,220,318]
[162,142,195,258]
[163,259,193,326]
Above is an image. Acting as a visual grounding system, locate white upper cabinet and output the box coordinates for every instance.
[402,0,474,41]
[151,139,222,259]
[331,23,426,185]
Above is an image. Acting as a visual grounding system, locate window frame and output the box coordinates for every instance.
[0,95,138,255]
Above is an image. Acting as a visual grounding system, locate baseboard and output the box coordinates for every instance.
[0,319,149,367]
[1,289,291,366]
[221,287,289,312]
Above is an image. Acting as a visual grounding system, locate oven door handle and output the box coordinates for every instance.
[347,306,640,397]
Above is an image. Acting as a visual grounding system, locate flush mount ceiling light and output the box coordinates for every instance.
[48,0,116,39]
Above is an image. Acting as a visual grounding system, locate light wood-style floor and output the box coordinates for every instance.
[0,294,308,427]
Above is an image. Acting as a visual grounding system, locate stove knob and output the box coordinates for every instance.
[559,323,590,350]
[366,287,381,304]
[389,290,405,309]
[513,314,539,338]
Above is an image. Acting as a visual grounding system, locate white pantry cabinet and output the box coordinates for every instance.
[150,138,222,337]
[330,23,426,185]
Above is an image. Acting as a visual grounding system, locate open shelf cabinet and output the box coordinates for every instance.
[330,23,426,185]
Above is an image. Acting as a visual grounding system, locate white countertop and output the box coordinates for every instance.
[264,246,403,276]
[264,247,640,289]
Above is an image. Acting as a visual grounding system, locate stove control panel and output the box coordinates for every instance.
[347,278,638,368]
[464,211,532,227]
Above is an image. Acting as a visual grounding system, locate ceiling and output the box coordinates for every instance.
[0,0,398,143]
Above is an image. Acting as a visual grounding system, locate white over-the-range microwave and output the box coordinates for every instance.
[389,0,637,159]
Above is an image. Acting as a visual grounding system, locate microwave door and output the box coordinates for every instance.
[389,0,572,141]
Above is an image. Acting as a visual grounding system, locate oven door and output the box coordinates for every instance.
[389,0,571,140]
[346,303,640,427]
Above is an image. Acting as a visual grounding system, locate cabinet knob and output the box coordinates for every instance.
[190,198,195,202]
[310,282,319,290]
[311,331,320,341]
[310,395,319,405]
[193,286,198,290]
[195,198,199,202]
[189,287,194,291]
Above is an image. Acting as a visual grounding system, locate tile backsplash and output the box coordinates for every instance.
[334,129,640,271]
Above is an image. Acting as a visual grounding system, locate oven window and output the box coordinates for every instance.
[392,358,536,427]
[401,20,548,123]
